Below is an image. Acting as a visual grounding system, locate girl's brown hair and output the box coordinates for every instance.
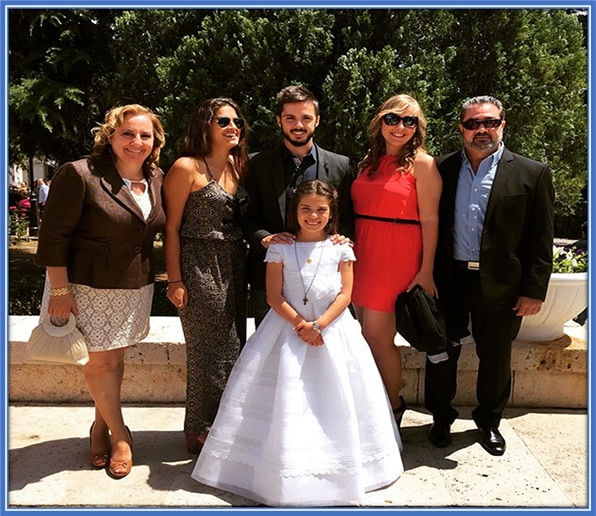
[286,180,339,235]
[178,97,250,184]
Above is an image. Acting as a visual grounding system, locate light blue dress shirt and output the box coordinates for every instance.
[38,183,49,204]
[453,145,504,261]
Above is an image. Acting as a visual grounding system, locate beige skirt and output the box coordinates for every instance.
[40,275,153,352]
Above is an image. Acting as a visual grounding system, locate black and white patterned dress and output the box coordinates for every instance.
[178,180,248,435]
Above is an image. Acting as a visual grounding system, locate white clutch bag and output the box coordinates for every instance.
[25,315,89,366]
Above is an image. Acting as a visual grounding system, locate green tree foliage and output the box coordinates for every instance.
[8,8,587,219]
[436,9,587,216]
[154,9,337,164]
[9,9,118,165]
[322,9,459,159]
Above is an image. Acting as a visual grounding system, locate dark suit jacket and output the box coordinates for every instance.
[36,157,165,289]
[243,143,351,289]
[434,147,554,311]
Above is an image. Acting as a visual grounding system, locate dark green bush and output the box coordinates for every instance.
[9,273,44,315]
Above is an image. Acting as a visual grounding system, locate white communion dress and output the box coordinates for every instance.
[191,238,403,506]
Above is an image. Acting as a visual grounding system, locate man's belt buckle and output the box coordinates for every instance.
[467,261,480,270]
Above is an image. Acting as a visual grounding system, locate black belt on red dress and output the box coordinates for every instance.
[354,213,420,225]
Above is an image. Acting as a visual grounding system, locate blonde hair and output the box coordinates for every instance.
[90,104,165,177]
[358,94,427,176]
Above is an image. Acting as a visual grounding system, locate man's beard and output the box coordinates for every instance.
[468,135,501,153]
[282,128,315,148]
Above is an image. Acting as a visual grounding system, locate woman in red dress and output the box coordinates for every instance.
[350,94,442,426]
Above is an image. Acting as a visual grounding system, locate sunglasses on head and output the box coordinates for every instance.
[461,118,502,130]
[382,113,419,128]
[215,117,245,129]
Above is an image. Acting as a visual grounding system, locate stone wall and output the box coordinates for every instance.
[8,316,587,408]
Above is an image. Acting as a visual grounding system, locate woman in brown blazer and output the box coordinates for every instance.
[36,104,166,479]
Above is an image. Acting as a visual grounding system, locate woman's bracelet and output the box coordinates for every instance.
[49,286,71,297]
[168,280,183,285]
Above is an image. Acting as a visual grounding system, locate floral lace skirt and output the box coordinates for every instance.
[40,275,153,352]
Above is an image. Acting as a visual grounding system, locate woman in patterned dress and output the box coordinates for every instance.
[163,98,249,454]
[36,104,166,478]
[350,94,442,427]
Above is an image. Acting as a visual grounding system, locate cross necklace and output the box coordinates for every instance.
[294,242,324,305]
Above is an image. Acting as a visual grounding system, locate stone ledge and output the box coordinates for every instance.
[8,315,588,408]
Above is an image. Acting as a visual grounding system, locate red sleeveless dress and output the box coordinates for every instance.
[350,155,422,313]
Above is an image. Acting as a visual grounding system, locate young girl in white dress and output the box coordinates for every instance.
[191,180,403,506]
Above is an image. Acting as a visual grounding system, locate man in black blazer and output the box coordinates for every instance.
[424,96,554,456]
[243,85,351,326]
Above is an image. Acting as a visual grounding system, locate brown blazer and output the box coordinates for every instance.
[36,157,165,289]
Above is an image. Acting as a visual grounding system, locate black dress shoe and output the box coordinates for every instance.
[477,426,506,456]
[429,422,452,448]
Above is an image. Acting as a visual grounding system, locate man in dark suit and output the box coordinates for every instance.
[243,85,351,326]
[425,96,554,456]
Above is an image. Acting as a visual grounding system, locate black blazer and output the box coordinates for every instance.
[434,147,554,311]
[242,143,351,289]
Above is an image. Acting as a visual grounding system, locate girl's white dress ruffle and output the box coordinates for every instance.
[191,239,403,506]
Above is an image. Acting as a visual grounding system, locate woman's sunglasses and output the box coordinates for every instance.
[461,118,503,130]
[215,117,245,129]
[382,113,419,128]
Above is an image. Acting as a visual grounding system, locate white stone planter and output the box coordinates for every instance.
[517,272,588,342]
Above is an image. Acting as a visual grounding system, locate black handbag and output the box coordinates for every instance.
[395,285,448,363]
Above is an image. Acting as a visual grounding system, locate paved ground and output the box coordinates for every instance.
[6,404,589,510]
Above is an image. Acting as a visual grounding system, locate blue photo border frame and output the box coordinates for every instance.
[0,1,593,515]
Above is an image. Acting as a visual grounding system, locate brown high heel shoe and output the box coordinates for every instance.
[89,422,111,469]
[185,431,208,454]
[107,426,133,479]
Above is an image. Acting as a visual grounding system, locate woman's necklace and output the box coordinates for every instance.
[122,177,147,195]
[294,242,325,305]
[118,166,147,193]
[202,156,226,181]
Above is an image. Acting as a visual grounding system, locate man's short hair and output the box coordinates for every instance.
[276,85,319,117]
[460,95,505,121]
